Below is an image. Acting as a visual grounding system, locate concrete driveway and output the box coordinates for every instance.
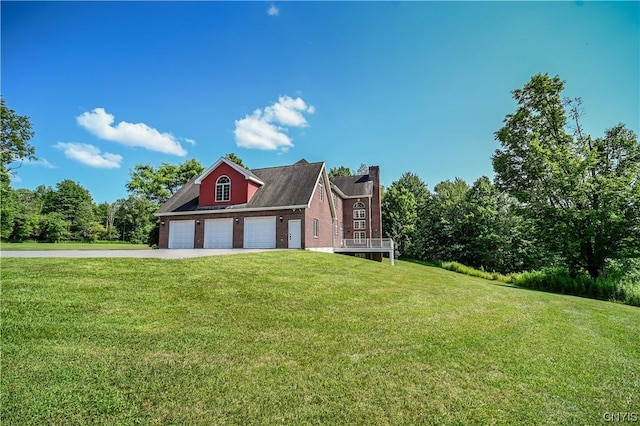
[0,249,279,259]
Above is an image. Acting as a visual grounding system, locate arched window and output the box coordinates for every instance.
[353,202,365,209]
[216,176,231,202]
[353,201,366,219]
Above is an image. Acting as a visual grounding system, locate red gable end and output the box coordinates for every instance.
[198,161,258,206]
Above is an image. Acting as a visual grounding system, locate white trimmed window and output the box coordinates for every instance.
[319,184,324,202]
[215,176,231,202]
[313,219,320,238]
[354,209,366,219]
[354,220,366,230]
[354,231,366,242]
[353,201,365,209]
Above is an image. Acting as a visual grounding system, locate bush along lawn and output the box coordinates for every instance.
[437,261,640,307]
[2,251,639,424]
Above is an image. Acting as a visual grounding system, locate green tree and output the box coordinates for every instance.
[44,180,95,241]
[356,163,369,175]
[419,178,470,262]
[395,172,429,207]
[225,153,246,168]
[0,98,36,239]
[95,200,121,240]
[493,73,640,278]
[114,196,157,244]
[328,166,353,177]
[0,187,18,239]
[381,184,417,257]
[40,212,69,243]
[1,97,36,180]
[126,159,204,204]
[390,172,429,258]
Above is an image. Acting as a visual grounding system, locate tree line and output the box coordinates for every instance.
[382,74,639,291]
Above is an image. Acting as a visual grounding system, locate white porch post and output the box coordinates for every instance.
[389,239,395,266]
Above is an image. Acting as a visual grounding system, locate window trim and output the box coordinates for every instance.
[215,175,231,202]
[353,209,366,219]
[319,183,324,202]
[313,218,319,238]
[354,231,366,242]
[354,220,366,230]
[353,201,365,209]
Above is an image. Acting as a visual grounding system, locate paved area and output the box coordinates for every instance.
[0,249,279,259]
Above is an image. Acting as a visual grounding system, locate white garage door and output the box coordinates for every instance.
[244,216,276,249]
[168,220,195,249]
[204,218,234,249]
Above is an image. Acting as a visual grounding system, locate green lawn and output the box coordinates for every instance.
[2,251,639,424]
[0,241,149,251]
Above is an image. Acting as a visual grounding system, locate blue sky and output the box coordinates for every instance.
[2,1,638,203]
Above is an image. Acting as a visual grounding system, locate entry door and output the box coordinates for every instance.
[288,219,301,249]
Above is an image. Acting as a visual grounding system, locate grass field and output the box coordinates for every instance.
[2,251,639,424]
[0,241,149,251]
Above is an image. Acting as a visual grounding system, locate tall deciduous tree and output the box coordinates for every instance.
[225,153,246,168]
[126,159,204,204]
[356,163,369,175]
[44,180,95,240]
[328,166,353,177]
[1,97,36,178]
[381,184,417,257]
[493,73,640,278]
[113,196,157,244]
[1,97,36,239]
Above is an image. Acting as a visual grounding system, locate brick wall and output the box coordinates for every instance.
[305,180,334,249]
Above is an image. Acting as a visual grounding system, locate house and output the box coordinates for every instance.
[155,157,393,263]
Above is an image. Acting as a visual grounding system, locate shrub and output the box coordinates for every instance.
[511,267,639,307]
[438,261,640,307]
[440,261,511,283]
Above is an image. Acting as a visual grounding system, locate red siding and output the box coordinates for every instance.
[247,181,260,202]
[199,162,252,207]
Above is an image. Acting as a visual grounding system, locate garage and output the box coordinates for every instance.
[168,220,195,249]
[243,216,276,248]
[204,218,234,249]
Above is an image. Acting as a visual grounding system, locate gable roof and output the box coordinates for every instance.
[330,174,373,198]
[194,157,264,186]
[156,160,326,215]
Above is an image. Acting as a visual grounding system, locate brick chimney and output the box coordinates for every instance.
[368,165,382,238]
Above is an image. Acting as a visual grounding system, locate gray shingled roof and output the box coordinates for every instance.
[329,174,372,197]
[156,161,324,215]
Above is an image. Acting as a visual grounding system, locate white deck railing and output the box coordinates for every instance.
[335,238,394,250]
[333,238,395,265]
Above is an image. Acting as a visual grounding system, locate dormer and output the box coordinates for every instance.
[195,157,264,207]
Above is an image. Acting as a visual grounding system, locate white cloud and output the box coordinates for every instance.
[234,96,314,151]
[267,4,279,16]
[54,142,123,169]
[76,108,187,156]
[24,158,57,169]
[184,138,197,146]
